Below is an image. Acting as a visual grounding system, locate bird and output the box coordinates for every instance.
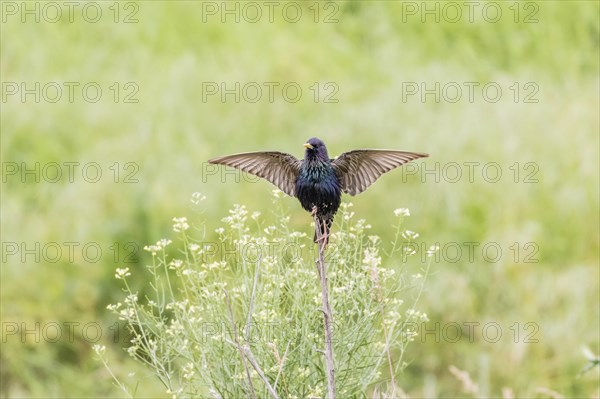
[208,137,428,247]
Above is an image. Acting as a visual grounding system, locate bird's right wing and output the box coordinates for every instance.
[208,151,301,196]
[332,150,428,195]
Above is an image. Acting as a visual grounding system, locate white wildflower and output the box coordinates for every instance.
[173,217,189,232]
[394,208,410,217]
[119,307,135,320]
[125,293,138,304]
[106,302,122,311]
[190,192,206,204]
[143,244,161,255]
[183,362,195,380]
[169,259,183,270]
[363,247,381,268]
[427,244,440,257]
[402,230,419,240]
[115,267,131,279]
[157,238,172,248]
[403,245,417,256]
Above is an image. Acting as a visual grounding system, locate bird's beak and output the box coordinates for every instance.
[303,143,313,149]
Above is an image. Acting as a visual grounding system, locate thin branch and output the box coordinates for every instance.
[222,338,280,399]
[273,341,291,390]
[313,208,336,398]
[241,345,280,399]
[225,290,280,399]
[224,289,257,399]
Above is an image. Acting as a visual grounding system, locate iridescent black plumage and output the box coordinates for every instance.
[295,138,341,244]
[208,137,428,246]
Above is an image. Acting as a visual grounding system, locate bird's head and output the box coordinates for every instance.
[303,137,329,160]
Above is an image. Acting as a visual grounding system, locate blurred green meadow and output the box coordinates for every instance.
[1,0,599,397]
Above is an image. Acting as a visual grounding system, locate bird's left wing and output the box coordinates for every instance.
[332,150,428,195]
[208,151,301,197]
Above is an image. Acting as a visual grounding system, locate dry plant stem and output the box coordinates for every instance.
[224,289,280,399]
[273,341,291,391]
[240,345,280,399]
[312,208,336,399]
[224,289,257,399]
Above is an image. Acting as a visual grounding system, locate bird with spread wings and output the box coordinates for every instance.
[209,137,428,247]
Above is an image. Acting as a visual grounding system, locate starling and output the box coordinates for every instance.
[209,137,428,246]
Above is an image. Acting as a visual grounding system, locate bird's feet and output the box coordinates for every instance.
[315,220,329,250]
[311,206,329,249]
[317,232,329,250]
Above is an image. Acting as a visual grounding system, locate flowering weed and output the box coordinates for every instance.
[101,192,434,398]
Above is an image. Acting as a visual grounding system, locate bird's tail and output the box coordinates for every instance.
[313,218,333,247]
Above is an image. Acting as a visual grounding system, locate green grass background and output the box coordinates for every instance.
[1,1,599,397]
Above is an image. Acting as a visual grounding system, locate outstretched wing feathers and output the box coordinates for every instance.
[208,151,301,196]
[332,150,428,195]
